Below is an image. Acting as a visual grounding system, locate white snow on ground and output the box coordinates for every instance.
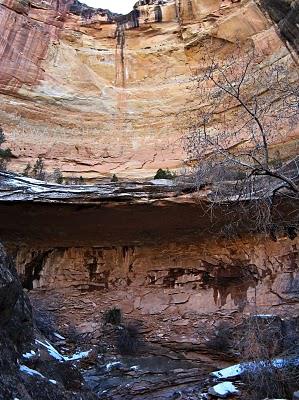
[211,363,243,379]
[20,365,59,385]
[53,332,66,340]
[19,365,45,378]
[211,382,239,396]
[272,358,299,368]
[35,339,64,361]
[130,365,138,371]
[149,179,175,186]
[211,357,299,379]
[22,350,36,359]
[64,350,91,361]
[106,361,122,371]
[254,314,275,318]
[36,339,92,362]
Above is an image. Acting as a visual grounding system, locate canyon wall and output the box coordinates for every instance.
[10,235,299,366]
[0,0,297,179]
[0,2,298,398]
[16,236,299,313]
[1,173,298,353]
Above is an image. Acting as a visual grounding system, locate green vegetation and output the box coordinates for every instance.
[154,168,176,180]
[32,156,45,180]
[111,174,119,182]
[0,127,12,171]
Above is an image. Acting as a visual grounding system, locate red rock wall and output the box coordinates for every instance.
[15,235,299,313]
[0,0,297,180]
[0,0,73,93]
[12,234,298,353]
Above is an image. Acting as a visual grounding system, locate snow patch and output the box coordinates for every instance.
[211,363,243,379]
[36,339,92,363]
[106,361,121,371]
[53,332,66,340]
[254,314,275,318]
[49,379,57,385]
[149,179,175,186]
[35,339,64,361]
[22,350,36,359]
[209,382,239,397]
[19,365,45,379]
[211,357,299,379]
[64,350,91,361]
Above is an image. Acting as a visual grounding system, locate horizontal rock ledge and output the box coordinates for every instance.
[0,172,297,247]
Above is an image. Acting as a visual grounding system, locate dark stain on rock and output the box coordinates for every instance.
[204,264,259,309]
[87,256,98,281]
[154,5,162,22]
[122,245,135,259]
[22,250,53,290]
[259,0,299,52]
[85,250,110,288]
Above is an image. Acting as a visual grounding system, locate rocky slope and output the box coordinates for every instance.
[0,0,298,179]
[0,243,97,399]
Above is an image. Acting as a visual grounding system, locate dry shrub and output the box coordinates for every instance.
[116,322,141,355]
[238,316,299,400]
[103,307,122,326]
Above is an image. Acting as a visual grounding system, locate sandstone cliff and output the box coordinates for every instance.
[0,0,298,179]
[0,2,298,398]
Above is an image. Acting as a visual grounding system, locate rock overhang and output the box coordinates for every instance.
[0,172,298,247]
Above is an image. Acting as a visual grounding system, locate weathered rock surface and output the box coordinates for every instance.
[15,235,299,336]
[0,171,298,246]
[1,173,298,380]
[0,0,298,179]
[0,174,298,399]
[11,233,298,398]
[0,1,298,397]
[0,243,97,399]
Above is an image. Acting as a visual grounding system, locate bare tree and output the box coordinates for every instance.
[185,44,299,235]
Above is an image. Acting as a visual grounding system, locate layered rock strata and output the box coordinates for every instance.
[1,172,298,354]
[0,172,298,398]
[0,0,298,179]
